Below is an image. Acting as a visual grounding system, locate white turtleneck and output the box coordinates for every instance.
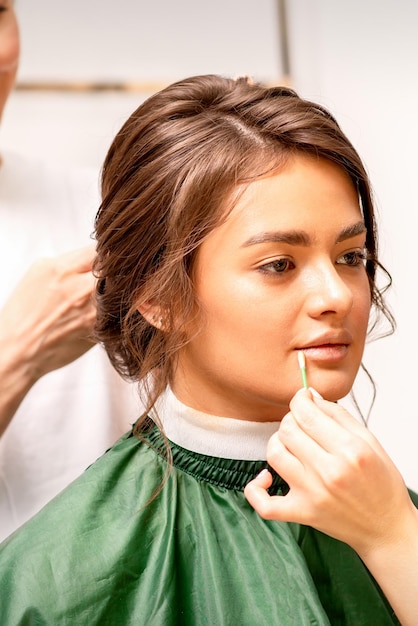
[151,387,280,461]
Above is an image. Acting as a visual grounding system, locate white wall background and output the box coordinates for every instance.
[1,0,282,168]
[2,0,417,489]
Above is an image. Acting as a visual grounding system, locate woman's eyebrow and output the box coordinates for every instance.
[241,230,310,248]
[241,221,367,248]
[336,221,367,243]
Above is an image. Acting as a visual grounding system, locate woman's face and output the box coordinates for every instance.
[172,154,371,421]
[0,1,19,122]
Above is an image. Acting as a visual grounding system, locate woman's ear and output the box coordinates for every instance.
[137,302,164,330]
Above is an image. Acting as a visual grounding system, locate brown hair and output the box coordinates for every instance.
[94,74,393,425]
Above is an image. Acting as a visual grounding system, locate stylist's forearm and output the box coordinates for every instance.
[358,504,418,626]
[0,334,37,436]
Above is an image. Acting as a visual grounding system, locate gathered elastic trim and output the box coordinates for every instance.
[140,420,289,494]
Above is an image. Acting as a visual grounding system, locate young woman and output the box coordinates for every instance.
[0,74,416,625]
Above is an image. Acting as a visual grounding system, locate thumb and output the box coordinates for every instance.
[244,468,296,522]
[244,468,273,511]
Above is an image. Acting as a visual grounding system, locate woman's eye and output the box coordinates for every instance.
[259,258,294,274]
[337,250,367,267]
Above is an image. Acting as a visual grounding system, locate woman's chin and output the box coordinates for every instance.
[310,378,354,403]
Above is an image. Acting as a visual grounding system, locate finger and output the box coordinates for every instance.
[57,244,96,274]
[301,388,374,438]
[289,390,371,452]
[288,392,392,482]
[49,259,97,302]
[293,390,385,459]
[277,411,331,469]
[246,468,273,491]
[310,393,368,432]
[244,469,277,517]
[244,470,301,523]
[68,270,97,302]
[266,428,306,483]
[315,396,387,457]
[43,272,97,331]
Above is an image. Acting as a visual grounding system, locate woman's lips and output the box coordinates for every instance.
[301,344,349,362]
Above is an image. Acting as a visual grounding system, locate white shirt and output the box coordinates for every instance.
[0,151,140,541]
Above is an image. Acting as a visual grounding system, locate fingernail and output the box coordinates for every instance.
[256,468,269,479]
[309,387,323,399]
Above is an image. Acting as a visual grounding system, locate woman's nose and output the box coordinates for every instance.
[305,264,354,319]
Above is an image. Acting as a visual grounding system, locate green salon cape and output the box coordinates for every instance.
[0,422,410,625]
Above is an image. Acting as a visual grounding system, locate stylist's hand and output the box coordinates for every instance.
[0,245,97,380]
[0,245,98,434]
[244,388,415,557]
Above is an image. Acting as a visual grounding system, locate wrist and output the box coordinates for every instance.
[0,332,39,435]
[360,498,418,560]
[357,502,418,626]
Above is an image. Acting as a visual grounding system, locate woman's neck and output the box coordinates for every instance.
[151,386,280,461]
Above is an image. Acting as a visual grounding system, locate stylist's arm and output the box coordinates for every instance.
[0,245,97,436]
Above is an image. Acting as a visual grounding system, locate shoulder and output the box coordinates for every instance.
[0,430,161,622]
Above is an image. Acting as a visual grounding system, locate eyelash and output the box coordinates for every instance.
[259,249,369,275]
[259,258,295,274]
[338,249,368,267]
